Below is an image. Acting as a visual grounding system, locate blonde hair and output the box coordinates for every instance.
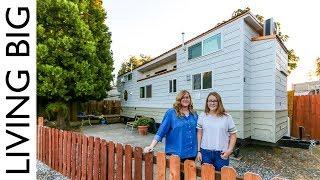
[173,90,195,116]
[204,92,226,116]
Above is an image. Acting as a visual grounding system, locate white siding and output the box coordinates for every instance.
[275,42,288,110]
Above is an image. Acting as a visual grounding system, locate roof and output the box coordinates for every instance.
[118,10,288,77]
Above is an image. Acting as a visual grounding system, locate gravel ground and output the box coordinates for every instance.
[36,161,69,180]
[230,144,320,180]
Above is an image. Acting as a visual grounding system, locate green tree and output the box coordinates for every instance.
[118,54,152,76]
[37,0,113,129]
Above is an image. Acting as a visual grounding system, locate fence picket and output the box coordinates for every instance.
[221,166,237,180]
[59,130,63,173]
[124,144,133,180]
[76,133,82,180]
[201,163,215,180]
[108,141,115,180]
[116,143,124,180]
[66,131,72,177]
[70,133,77,179]
[169,155,180,180]
[93,137,101,180]
[145,152,153,180]
[134,147,143,180]
[81,135,88,180]
[87,136,94,180]
[100,140,108,180]
[156,152,166,180]
[244,172,262,180]
[184,160,196,180]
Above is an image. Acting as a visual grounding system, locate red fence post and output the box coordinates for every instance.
[169,155,180,180]
[93,137,101,180]
[156,152,166,180]
[184,160,196,180]
[201,163,215,180]
[124,144,133,180]
[108,141,115,180]
[116,143,124,180]
[134,147,143,180]
[145,151,154,180]
[81,135,88,180]
[100,140,108,180]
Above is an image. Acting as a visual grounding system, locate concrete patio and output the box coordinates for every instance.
[81,123,165,153]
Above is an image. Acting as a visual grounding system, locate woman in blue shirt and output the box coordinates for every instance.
[143,90,198,161]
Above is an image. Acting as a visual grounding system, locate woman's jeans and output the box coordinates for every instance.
[201,148,229,171]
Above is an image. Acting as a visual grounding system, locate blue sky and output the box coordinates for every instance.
[102,0,320,88]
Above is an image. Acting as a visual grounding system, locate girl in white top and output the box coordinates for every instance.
[196,92,237,171]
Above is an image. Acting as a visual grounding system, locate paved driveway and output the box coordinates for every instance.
[82,123,165,153]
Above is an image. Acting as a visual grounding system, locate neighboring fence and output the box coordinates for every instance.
[83,100,121,115]
[37,125,283,180]
[292,95,320,140]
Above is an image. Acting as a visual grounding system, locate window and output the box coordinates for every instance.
[140,87,145,98]
[203,33,221,55]
[128,73,132,81]
[193,74,201,90]
[146,85,152,98]
[124,90,128,101]
[169,79,177,93]
[188,42,202,60]
[173,65,177,69]
[203,71,212,89]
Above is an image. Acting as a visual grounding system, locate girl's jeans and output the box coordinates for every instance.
[201,148,229,171]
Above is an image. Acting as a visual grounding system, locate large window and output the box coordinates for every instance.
[203,71,212,89]
[146,85,152,98]
[193,74,201,90]
[203,33,221,55]
[169,79,177,93]
[188,42,202,60]
[140,87,145,98]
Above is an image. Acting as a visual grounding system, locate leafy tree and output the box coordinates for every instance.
[118,54,152,76]
[37,0,113,129]
[232,7,299,74]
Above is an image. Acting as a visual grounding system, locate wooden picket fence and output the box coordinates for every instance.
[292,95,320,140]
[37,125,284,180]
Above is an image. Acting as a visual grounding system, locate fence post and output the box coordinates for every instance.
[244,172,262,180]
[184,160,196,180]
[169,155,180,180]
[134,147,143,180]
[145,151,154,180]
[38,117,44,126]
[100,140,108,180]
[221,166,237,180]
[124,144,133,180]
[116,143,124,180]
[87,136,94,180]
[201,163,215,180]
[108,141,115,180]
[93,137,101,180]
[156,152,166,180]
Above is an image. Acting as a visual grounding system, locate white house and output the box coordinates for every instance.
[117,11,289,143]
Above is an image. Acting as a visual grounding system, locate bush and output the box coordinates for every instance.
[133,117,154,127]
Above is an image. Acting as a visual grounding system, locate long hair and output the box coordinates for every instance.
[173,90,195,116]
[204,92,226,116]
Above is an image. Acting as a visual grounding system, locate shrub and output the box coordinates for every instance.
[133,117,154,127]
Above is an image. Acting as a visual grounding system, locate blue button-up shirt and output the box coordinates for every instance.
[154,108,198,159]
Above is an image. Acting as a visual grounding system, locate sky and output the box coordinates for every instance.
[102,0,320,89]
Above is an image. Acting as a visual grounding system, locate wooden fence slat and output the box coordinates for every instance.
[116,143,124,180]
[70,133,77,179]
[124,144,133,180]
[201,163,215,180]
[39,127,43,162]
[76,133,82,180]
[81,135,88,180]
[311,95,320,139]
[62,131,68,175]
[244,172,262,180]
[37,126,40,160]
[108,141,115,180]
[156,152,166,180]
[169,155,180,180]
[52,128,56,170]
[66,131,72,177]
[43,127,46,163]
[221,166,237,180]
[184,160,196,180]
[87,136,94,180]
[144,152,153,180]
[100,140,108,180]
[93,137,101,180]
[59,130,64,173]
[49,128,52,167]
[134,147,143,180]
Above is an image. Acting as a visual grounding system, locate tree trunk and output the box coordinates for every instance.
[57,113,66,130]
